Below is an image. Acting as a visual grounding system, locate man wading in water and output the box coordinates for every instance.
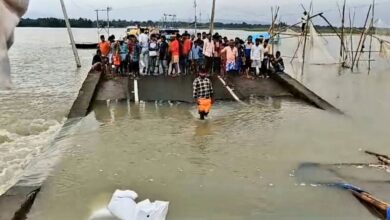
[193,69,214,120]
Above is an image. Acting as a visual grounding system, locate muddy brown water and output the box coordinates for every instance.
[1,28,390,219]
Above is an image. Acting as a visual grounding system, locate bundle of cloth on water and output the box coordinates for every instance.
[89,190,169,220]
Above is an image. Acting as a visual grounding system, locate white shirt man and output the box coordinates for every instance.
[138,32,149,49]
[138,31,149,74]
[203,37,214,58]
[251,41,264,75]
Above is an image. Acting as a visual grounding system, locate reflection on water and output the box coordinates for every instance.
[28,98,383,220]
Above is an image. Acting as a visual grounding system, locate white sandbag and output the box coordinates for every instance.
[105,190,169,220]
[134,199,169,220]
[107,190,139,220]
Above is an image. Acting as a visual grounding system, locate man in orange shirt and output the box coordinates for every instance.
[98,35,110,57]
[169,35,180,76]
[181,33,192,75]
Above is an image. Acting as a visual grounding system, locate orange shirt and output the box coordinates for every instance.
[99,41,111,56]
[170,40,180,57]
[221,46,238,63]
[113,54,121,66]
[182,39,192,55]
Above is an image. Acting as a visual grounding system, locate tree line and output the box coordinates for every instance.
[19,17,367,33]
[18,17,279,30]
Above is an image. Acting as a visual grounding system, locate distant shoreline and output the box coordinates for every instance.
[18,17,385,34]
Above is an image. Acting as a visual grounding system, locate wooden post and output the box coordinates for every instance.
[209,0,216,34]
[368,0,375,71]
[340,0,346,63]
[269,6,279,55]
[60,0,81,68]
[301,12,310,73]
[351,5,372,71]
[349,9,355,66]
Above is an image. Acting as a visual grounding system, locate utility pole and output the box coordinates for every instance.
[194,0,198,34]
[95,7,112,39]
[107,7,112,36]
[59,0,81,68]
[209,0,216,34]
[163,13,168,28]
[95,9,100,41]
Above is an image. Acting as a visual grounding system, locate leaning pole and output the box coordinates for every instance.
[60,0,82,68]
[209,0,216,34]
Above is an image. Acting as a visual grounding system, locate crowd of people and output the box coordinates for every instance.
[93,30,285,78]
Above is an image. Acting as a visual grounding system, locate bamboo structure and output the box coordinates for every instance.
[269,6,280,55]
[349,9,356,67]
[340,0,346,64]
[301,10,311,74]
[351,5,372,71]
[59,0,81,68]
[368,0,375,71]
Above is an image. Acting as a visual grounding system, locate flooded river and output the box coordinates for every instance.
[1,28,390,219]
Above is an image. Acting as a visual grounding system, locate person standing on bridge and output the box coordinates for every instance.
[169,35,180,76]
[159,35,169,76]
[203,33,215,75]
[98,35,110,57]
[193,69,214,120]
[181,33,192,75]
[244,35,253,78]
[148,34,159,75]
[221,40,239,74]
[138,29,149,75]
[251,38,264,77]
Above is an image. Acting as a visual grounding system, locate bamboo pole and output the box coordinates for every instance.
[290,36,304,63]
[340,0,346,63]
[351,5,372,71]
[368,0,375,71]
[301,12,310,74]
[209,0,216,34]
[60,0,81,68]
[271,7,275,55]
[349,9,355,66]
[356,20,372,68]
[269,6,279,55]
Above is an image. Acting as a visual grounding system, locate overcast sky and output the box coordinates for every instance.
[25,0,390,26]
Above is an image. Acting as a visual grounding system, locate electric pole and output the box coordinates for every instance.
[59,0,81,68]
[107,7,112,35]
[95,7,112,39]
[209,0,216,34]
[194,0,198,34]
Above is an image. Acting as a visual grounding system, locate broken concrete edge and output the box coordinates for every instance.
[94,75,294,104]
[0,186,40,220]
[68,70,103,119]
[0,70,103,220]
[270,72,343,114]
[11,186,40,220]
